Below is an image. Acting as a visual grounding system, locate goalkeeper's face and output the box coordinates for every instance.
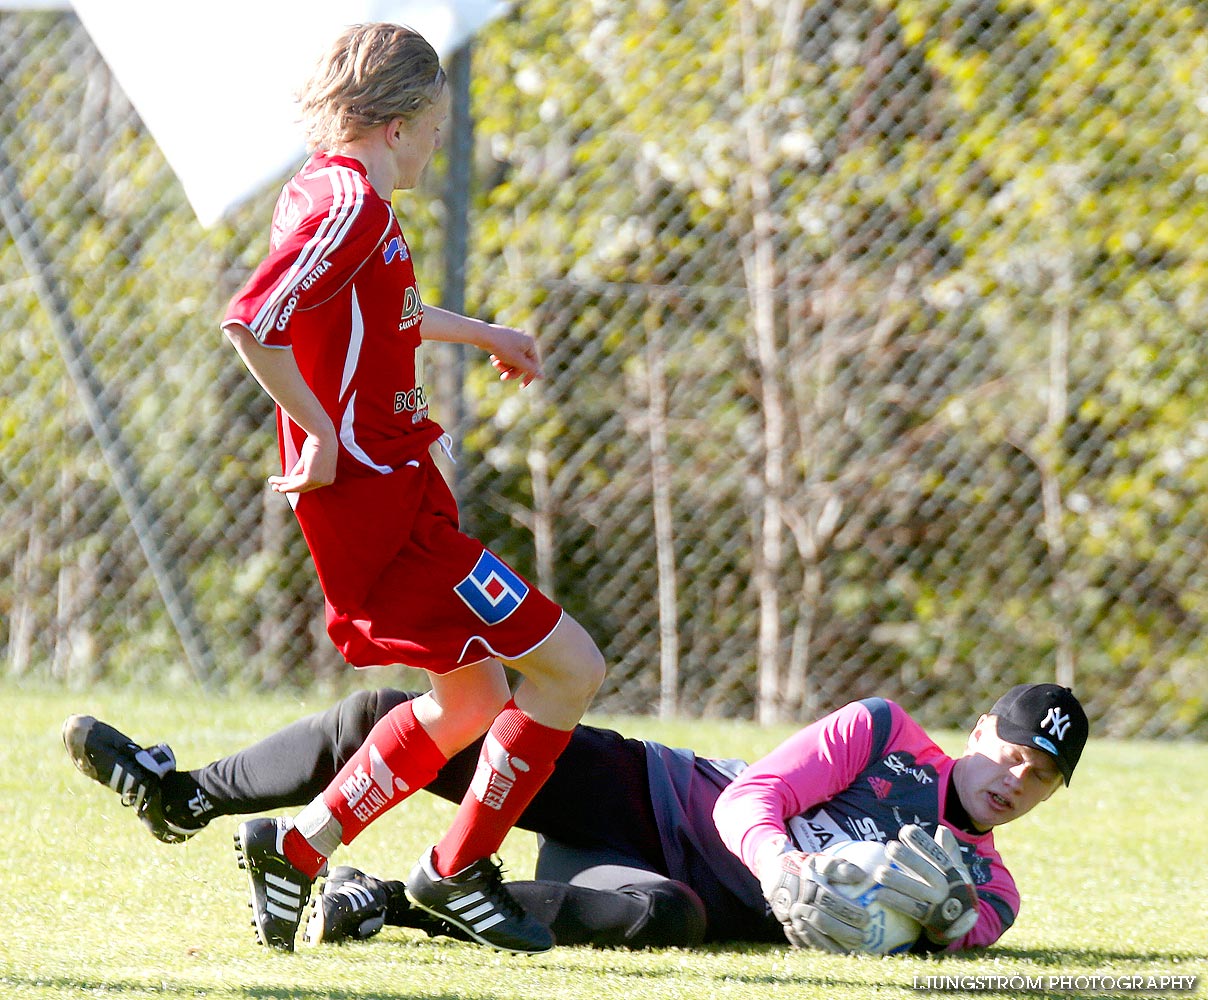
[953,716,1063,831]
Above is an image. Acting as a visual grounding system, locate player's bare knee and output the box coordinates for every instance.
[460,686,509,736]
[552,617,606,705]
[521,655,602,722]
[545,641,605,710]
[575,642,606,704]
[415,685,507,752]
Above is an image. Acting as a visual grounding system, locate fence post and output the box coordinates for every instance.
[442,40,474,506]
[0,138,217,690]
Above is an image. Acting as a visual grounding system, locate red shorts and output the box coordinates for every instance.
[292,456,562,673]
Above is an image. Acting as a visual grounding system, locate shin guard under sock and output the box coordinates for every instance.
[320,700,447,843]
[432,702,571,876]
[279,701,446,876]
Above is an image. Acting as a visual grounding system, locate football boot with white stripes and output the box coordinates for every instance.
[61,714,202,844]
[234,817,314,952]
[303,866,390,945]
[406,847,553,953]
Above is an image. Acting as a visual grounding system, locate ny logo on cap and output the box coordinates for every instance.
[1042,706,1071,740]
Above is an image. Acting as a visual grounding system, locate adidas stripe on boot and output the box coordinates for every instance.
[234,817,315,952]
[304,866,390,945]
[61,714,203,844]
[406,847,553,954]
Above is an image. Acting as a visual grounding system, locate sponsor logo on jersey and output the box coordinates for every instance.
[788,812,846,852]
[383,235,409,264]
[469,732,531,811]
[454,551,529,625]
[270,188,303,249]
[394,385,429,417]
[398,285,423,332]
[847,815,888,842]
[867,775,893,800]
[892,806,929,830]
[299,259,332,292]
[960,843,993,885]
[883,752,935,785]
[275,259,333,332]
[395,342,430,424]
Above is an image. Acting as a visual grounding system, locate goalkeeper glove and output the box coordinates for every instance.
[757,841,871,953]
[875,824,979,944]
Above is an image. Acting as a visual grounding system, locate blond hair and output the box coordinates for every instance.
[297,23,446,151]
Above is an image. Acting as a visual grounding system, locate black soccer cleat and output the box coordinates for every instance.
[303,867,470,944]
[61,714,203,844]
[303,866,389,945]
[234,817,314,952]
[406,847,553,954]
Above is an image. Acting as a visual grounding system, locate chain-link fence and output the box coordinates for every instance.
[2,2,1206,738]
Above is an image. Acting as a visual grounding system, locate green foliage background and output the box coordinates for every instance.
[1,2,1206,736]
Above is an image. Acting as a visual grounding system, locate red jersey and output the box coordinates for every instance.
[222,152,444,478]
[220,152,563,671]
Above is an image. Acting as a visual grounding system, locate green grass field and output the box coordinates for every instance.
[3,682,1204,1000]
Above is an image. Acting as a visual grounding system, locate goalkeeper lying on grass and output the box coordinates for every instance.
[63,683,1087,954]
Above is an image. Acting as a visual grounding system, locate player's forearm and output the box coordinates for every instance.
[419,305,497,349]
[421,307,542,385]
[222,322,336,443]
[713,781,795,876]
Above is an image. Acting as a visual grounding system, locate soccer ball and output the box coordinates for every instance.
[823,839,922,955]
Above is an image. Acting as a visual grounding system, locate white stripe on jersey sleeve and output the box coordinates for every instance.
[249,165,365,341]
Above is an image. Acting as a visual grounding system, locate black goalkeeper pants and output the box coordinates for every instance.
[180,688,706,948]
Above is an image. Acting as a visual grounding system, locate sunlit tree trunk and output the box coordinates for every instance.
[644,306,680,718]
[739,0,803,723]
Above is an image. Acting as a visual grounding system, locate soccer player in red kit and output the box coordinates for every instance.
[220,23,605,954]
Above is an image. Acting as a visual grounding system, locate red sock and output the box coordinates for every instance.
[321,700,447,844]
[432,701,572,876]
[282,825,327,878]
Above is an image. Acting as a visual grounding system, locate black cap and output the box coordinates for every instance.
[989,683,1088,786]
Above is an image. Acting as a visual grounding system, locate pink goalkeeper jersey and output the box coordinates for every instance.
[712,698,1021,950]
[222,152,443,480]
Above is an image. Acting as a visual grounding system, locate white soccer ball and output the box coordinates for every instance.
[822,839,922,955]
